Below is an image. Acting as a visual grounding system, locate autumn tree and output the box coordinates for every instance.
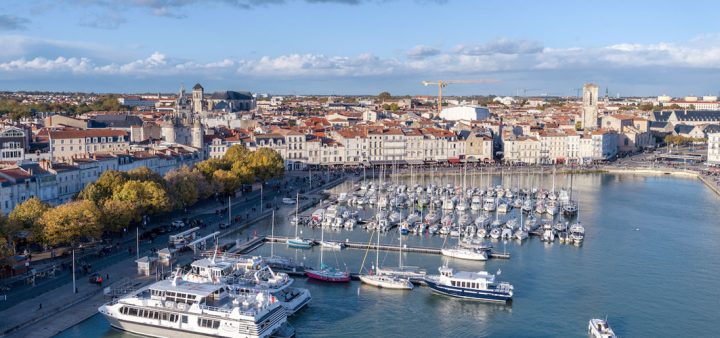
[249,147,285,181]
[8,197,51,243]
[112,180,170,215]
[196,158,231,179]
[78,170,128,205]
[127,166,165,186]
[164,166,212,209]
[41,200,102,246]
[101,199,138,232]
[212,169,241,196]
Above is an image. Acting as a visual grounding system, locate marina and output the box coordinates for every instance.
[54,172,720,337]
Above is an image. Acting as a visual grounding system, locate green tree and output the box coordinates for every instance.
[8,197,51,243]
[78,170,128,204]
[231,161,255,184]
[212,170,241,195]
[112,180,170,215]
[101,199,138,232]
[249,148,285,181]
[41,200,102,246]
[378,91,392,101]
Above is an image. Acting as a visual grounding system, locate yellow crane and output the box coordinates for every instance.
[421,79,497,116]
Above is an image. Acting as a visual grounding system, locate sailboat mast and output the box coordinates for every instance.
[320,222,324,266]
[295,192,299,238]
[375,229,380,272]
[271,210,275,257]
[399,231,403,269]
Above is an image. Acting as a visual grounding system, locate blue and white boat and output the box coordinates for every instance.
[424,266,513,303]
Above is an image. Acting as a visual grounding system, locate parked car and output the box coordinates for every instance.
[171,220,185,229]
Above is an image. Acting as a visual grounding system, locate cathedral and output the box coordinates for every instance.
[160,84,204,149]
[160,83,256,149]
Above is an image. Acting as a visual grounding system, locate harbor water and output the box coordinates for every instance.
[56,173,720,337]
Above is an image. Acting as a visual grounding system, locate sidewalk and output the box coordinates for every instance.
[0,254,153,338]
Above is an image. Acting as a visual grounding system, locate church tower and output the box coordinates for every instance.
[581,83,599,130]
[191,117,204,150]
[192,83,204,114]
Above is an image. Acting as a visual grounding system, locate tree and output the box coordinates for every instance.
[231,161,255,184]
[249,148,285,181]
[224,145,252,165]
[378,91,392,101]
[196,158,231,179]
[78,170,128,204]
[212,170,241,196]
[41,201,102,246]
[8,197,51,243]
[165,166,202,209]
[112,180,170,215]
[127,166,165,186]
[639,103,654,111]
[101,199,138,232]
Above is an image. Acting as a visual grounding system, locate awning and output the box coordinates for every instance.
[406,160,424,165]
[448,158,461,164]
[464,158,480,163]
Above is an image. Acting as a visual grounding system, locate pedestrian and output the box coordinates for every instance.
[38,303,42,310]
[106,273,109,281]
[75,287,78,294]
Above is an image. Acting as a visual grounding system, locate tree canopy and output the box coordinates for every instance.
[8,197,51,242]
[41,200,102,246]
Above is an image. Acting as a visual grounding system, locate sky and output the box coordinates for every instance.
[1,0,720,96]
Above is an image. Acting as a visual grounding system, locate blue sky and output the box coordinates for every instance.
[1,0,720,96]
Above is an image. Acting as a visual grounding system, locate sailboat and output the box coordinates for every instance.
[441,229,488,261]
[287,192,314,249]
[376,229,426,279]
[265,210,297,270]
[305,238,350,282]
[319,220,344,249]
[359,231,414,290]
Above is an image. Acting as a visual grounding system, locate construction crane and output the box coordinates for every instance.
[421,79,497,116]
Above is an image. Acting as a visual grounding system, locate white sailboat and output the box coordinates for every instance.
[359,231,414,290]
[287,193,313,249]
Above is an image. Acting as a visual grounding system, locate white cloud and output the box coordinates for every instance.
[3,35,720,83]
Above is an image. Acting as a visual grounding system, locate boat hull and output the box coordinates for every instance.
[287,239,313,249]
[424,279,512,303]
[359,275,413,290]
[305,270,350,282]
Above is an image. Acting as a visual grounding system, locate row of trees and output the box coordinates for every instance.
[0,96,128,120]
[664,135,706,146]
[0,145,284,257]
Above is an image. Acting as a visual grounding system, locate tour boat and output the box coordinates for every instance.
[424,266,513,302]
[588,318,617,338]
[98,277,292,338]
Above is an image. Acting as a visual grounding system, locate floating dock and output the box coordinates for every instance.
[262,235,510,259]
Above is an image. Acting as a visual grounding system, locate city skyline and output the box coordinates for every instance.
[1,0,720,95]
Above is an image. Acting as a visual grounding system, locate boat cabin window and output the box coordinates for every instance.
[198,318,221,329]
[181,315,188,324]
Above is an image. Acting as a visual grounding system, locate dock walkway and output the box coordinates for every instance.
[263,235,510,259]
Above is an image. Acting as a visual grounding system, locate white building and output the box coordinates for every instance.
[439,106,490,122]
[708,132,720,166]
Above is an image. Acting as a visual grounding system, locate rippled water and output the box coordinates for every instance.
[56,173,720,337]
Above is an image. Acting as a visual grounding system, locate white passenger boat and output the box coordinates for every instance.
[99,277,291,338]
[441,247,488,261]
[588,318,617,338]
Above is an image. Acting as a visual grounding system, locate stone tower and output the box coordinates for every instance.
[161,118,176,144]
[581,83,599,130]
[192,83,204,114]
[191,117,204,149]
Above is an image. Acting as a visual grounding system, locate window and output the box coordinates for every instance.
[181,315,188,324]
